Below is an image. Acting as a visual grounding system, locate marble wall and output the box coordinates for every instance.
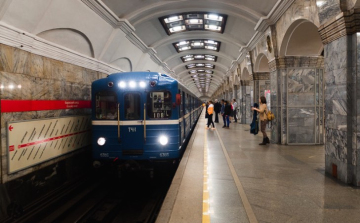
[239,83,253,124]
[270,68,281,143]
[287,68,324,144]
[317,0,342,25]
[0,44,107,182]
[269,57,324,145]
[324,34,358,184]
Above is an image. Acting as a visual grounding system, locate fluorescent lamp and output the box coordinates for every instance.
[205,46,216,50]
[205,25,221,31]
[169,25,186,33]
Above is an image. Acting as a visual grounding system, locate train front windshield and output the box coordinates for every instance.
[95,91,117,120]
[94,90,174,120]
[124,93,141,120]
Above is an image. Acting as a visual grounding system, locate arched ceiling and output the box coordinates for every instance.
[99,0,279,97]
[280,20,323,57]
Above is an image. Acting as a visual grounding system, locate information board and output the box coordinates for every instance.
[7,116,91,173]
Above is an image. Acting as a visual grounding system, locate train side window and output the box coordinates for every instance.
[179,90,184,117]
[124,93,141,120]
[185,93,190,114]
[147,91,172,119]
[95,91,117,120]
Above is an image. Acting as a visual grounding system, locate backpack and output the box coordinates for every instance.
[267,110,275,121]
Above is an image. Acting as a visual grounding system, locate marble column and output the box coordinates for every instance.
[269,57,324,145]
[317,8,360,185]
[239,80,253,124]
[253,72,270,104]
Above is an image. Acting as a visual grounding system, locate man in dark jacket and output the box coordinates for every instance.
[221,99,225,127]
[214,99,221,123]
[224,100,232,128]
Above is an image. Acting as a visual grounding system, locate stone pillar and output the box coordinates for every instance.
[253,72,270,104]
[318,8,360,185]
[239,80,253,124]
[269,57,324,145]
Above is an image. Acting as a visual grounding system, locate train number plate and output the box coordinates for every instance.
[100,153,109,157]
[160,153,169,157]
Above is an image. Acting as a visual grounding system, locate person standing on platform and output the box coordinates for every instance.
[224,100,232,128]
[232,99,238,122]
[214,99,221,123]
[206,101,215,130]
[251,96,270,145]
[220,99,226,128]
[205,101,209,119]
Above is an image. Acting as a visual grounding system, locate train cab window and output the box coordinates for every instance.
[124,93,141,120]
[147,91,172,119]
[95,91,117,120]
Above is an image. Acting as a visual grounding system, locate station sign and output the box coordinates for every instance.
[7,116,91,173]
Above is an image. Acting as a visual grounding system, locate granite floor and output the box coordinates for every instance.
[211,119,360,223]
[157,114,360,223]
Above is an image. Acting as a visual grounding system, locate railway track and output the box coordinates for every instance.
[2,167,174,223]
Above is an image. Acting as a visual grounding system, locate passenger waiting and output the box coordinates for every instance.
[223,100,231,128]
[206,101,215,130]
[251,96,270,145]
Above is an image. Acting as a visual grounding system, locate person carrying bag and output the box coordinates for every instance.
[250,103,259,135]
[251,96,270,145]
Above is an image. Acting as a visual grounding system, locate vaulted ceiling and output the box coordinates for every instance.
[101,0,279,96]
[0,0,283,98]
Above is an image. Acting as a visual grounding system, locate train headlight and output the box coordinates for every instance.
[139,81,146,88]
[129,81,136,88]
[118,81,126,88]
[159,135,168,145]
[97,137,106,146]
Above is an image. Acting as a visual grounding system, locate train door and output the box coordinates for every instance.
[182,91,186,140]
[189,96,192,127]
[121,92,144,151]
[179,89,183,146]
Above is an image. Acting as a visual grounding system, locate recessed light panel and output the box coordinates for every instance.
[180,54,217,62]
[185,63,215,69]
[173,40,221,52]
[160,12,227,35]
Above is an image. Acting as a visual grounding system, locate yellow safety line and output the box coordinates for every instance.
[202,130,210,223]
[215,129,258,223]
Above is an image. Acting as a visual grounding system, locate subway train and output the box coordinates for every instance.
[91,72,202,169]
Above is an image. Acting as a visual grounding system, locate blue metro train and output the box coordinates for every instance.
[91,72,202,167]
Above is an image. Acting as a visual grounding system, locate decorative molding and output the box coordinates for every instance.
[318,9,360,45]
[269,56,324,72]
[81,0,125,28]
[253,72,270,80]
[0,22,122,74]
[240,80,251,86]
[255,0,296,33]
[226,0,296,74]
[81,0,175,79]
[117,19,136,35]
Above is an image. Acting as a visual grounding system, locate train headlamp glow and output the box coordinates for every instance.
[159,135,168,146]
[97,137,106,146]
[139,81,146,88]
[129,81,136,88]
[118,81,126,88]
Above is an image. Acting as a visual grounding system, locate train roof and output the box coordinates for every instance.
[92,71,199,99]
[93,71,175,84]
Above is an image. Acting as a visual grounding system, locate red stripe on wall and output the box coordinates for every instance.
[1,100,91,113]
[16,130,90,149]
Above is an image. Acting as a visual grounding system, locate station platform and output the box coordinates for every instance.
[156,112,360,223]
